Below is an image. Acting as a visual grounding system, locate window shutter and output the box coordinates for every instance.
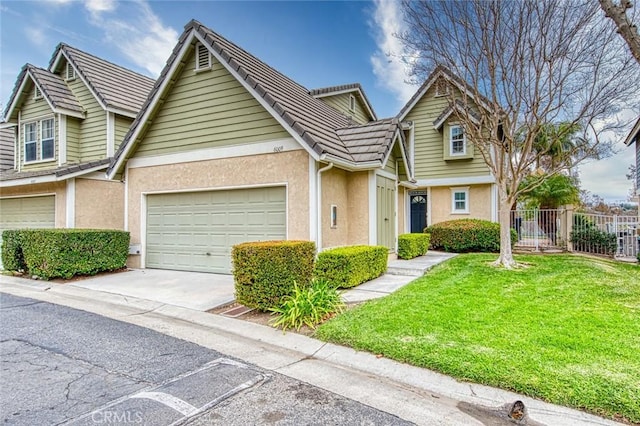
[196,43,211,70]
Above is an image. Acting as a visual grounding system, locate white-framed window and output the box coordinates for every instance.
[451,187,469,214]
[65,62,76,81]
[349,94,356,112]
[450,125,466,156]
[23,118,55,163]
[24,122,37,162]
[41,118,55,160]
[34,86,42,100]
[195,42,211,71]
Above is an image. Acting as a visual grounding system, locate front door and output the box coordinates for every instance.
[376,175,396,251]
[410,193,427,233]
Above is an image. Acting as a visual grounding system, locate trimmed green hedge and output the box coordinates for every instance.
[398,233,430,259]
[232,240,316,311]
[1,230,26,272]
[314,245,388,289]
[2,229,129,280]
[425,219,517,253]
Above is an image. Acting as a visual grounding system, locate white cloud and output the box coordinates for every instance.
[369,0,417,108]
[85,0,116,15]
[86,0,178,77]
[25,27,48,49]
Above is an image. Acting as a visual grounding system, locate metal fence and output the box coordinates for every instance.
[509,208,639,259]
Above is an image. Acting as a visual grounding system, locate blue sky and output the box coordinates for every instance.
[0,0,636,202]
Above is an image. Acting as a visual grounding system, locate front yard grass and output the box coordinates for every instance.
[315,254,640,423]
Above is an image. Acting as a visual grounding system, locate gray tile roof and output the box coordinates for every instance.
[310,83,377,121]
[0,158,110,182]
[51,44,155,114]
[110,20,411,177]
[432,99,482,129]
[27,65,84,113]
[2,64,84,120]
[398,65,493,121]
[337,118,402,163]
[0,127,14,171]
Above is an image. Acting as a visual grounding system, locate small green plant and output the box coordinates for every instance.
[269,278,345,332]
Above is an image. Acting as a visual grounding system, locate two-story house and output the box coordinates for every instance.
[105,20,495,275]
[0,44,154,235]
[398,66,497,233]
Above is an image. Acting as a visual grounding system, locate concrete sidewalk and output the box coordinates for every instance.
[0,272,620,426]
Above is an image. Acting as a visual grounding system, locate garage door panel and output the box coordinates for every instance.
[146,187,286,274]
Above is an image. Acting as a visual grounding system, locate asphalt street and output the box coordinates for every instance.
[0,292,412,425]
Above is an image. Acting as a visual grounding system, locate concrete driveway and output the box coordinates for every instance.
[69,269,235,311]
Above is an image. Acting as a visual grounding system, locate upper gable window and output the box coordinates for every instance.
[65,62,76,81]
[349,94,356,112]
[450,125,466,156]
[195,42,211,71]
[435,79,450,97]
[24,122,37,162]
[34,86,43,100]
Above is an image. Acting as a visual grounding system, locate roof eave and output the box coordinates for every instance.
[319,153,381,171]
[623,117,640,146]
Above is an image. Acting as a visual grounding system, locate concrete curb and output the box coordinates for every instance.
[0,275,622,426]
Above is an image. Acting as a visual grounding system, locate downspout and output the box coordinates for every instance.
[316,162,334,251]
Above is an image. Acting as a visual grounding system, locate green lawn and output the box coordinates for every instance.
[315,254,640,423]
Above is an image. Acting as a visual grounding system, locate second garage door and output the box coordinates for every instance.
[146,186,286,274]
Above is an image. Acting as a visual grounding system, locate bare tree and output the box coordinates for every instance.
[398,0,640,267]
[599,0,640,63]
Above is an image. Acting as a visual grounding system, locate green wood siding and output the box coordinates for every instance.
[66,72,107,162]
[20,84,57,171]
[114,115,132,152]
[384,149,397,174]
[405,84,490,179]
[319,93,370,124]
[134,46,289,157]
[66,117,81,163]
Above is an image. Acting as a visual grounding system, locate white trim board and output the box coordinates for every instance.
[126,138,302,169]
[414,175,495,187]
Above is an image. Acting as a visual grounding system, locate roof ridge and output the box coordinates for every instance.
[50,43,154,82]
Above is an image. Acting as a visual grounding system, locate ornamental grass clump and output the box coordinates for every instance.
[269,278,345,332]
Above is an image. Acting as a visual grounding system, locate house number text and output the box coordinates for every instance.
[273,145,284,153]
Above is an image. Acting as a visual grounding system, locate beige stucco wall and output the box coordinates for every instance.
[320,168,371,249]
[75,178,124,229]
[321,168,349,248]
[429,184,493,225]
[0,181,67,227]
[125,149,310,267]
[347,172,370,246]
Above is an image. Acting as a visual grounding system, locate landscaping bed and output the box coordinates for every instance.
[315,254,640,424]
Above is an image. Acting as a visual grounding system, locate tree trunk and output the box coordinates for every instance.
[493,198,518,268]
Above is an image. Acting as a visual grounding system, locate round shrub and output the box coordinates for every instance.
[232,240,316,311]
[425,219,517,253]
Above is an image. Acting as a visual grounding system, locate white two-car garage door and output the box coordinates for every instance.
[146,186,286,274]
